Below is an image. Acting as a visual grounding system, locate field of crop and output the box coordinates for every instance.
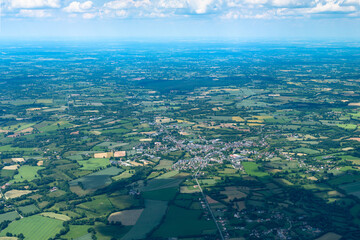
[293,147,320,155]
[154,160,173,170]
[63,224,93,239]
[141,178,183,192]
[40,212,71,221]
[242,162,269,177]
[0,215,64,239]
[152,205,216,238]
[38,121,73,132]
[18,204,39,215]
[337,124,357,130]
[340,182,360,198]
[77,194,115,217]
[78,158,110,171]
[112,170,134,181]
[328,174,360,186]
[0,145,34,152]
[108,209,143,225]
[4,190,32,199]
[109,195,140,210]
[142,187,178,201]
[71,167,122,190]
[121,200,168,240]
[11,165,44,183]
[0,212,20,224]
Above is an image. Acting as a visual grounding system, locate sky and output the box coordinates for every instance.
[1,0,360,40]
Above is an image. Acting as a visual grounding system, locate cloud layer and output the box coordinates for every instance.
[2,0,360,19]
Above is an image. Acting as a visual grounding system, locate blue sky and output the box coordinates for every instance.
[1,0,360,40]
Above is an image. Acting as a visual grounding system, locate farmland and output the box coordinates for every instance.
[0,42,359,239]
[0,215,64,239]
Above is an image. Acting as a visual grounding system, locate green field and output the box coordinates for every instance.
[11,165,44,183]
[337,124,357,130]
[71,167,122,190]
[154,160,173,170]
[78,158,110,171]
[143,187,178,201]
[340,182,360,198]
[63,224,92,239]
[77,195,115,217]
[18,204,39,215]
[112,170,134,181]
[152,205,216,238]
[0,212,20,224]
[121,200,168,240]
[242,162,269,177]
[0,215,64,239]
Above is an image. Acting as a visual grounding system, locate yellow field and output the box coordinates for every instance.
[232,116,244,122]
[5,190,32,199]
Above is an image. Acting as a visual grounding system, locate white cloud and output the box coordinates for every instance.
[310,1,356,13]
[9,0,60,9]
[64,1,93,13]
[103,0,150,9]
[17,9,51,17]
[187,0,219,14]
[82,12,97,18]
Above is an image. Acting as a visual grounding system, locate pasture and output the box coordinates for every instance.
[108,209,143,225]
[121,200,168,240]
[11,165,44,183]
[71,167,122,190]
[242,162,269,177]
[0,215,64,240]
[18,204,39,215]
[152,205,216,238]
[78,158,110,170]
[340,182,360,198]
[0,212,20,224]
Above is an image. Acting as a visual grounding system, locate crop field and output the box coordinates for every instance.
[108,209,143,225]
[63,225,92,239]
[242,162,269,177]
[40,212,71,221]
[0,212,20,224]
[121,200,168,240]
[142,187,178,201]
[293,148,320,155]
[38,121,73,132]
[141,178,183,192]
[18,204,39,215]
[11,165,44,183]
[340,182,360,198]
[221,186,247,202]
[152,205,216,238]
[0,145,34,153]
[77,195,115,216]
[0,215,64,240]
[337,124,357,130]
[112,170,134,181]
[109,195,140,210]
[78,158,110,170]
[71,167,122,190]
[328,175,360,186]
[154,160,173,170]
[4,190,32,199]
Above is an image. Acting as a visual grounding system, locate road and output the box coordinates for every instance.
[194,169,225,240]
